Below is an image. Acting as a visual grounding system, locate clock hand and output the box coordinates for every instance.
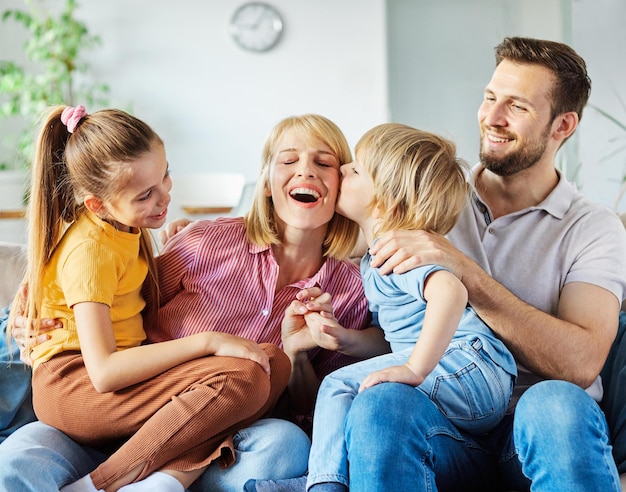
[250,9,268,30]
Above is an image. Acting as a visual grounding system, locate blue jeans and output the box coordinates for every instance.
[308,338,514,490]
[192,418,310,491]
[0,310,36,444]
[344,379,620,492]
[0,421,107,491]
[0,418,310,491]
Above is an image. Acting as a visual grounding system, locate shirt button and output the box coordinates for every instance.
[262,309,269,316]
[488,227,494,234]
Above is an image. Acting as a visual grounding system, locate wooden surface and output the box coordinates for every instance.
[181,206,232,215]
[0,209,26,219]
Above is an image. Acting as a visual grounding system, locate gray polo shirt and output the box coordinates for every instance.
[448,164,626,404]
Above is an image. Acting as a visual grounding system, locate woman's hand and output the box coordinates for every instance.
[158,218,191,245]
[281,287,324,358]
[303,294,349,352]
[281,287,345,354]
[283,287,390,359]
[9,285,60,365]
[11,317,58,365]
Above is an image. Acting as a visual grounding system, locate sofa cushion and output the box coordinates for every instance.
[602,312,626,475]
[0,242,26,308]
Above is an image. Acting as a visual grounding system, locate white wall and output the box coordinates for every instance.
[1,0,625,232]
[0,0,388,185]
[573,0,626,210]
[387,0,570,169]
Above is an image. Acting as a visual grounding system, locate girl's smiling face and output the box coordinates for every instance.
[266,128,341,234]
[98,142,172,232]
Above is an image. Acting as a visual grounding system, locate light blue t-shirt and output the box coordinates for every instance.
[360,253,517,378]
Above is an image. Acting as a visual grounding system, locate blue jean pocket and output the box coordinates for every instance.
[424,338,511,434]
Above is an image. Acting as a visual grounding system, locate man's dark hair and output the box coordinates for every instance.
[495,37,591,122]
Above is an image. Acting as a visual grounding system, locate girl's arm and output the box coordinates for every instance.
[360,270,466,389]
[74,302,270,393]
[158,217,191,246]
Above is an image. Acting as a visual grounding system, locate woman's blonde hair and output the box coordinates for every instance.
[10,106,162,344]
[244,114,360,260]
[355,123,469,237]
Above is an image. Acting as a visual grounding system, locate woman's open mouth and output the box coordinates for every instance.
[289,187,321,203]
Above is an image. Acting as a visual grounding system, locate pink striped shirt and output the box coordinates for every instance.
[148,216,371,379]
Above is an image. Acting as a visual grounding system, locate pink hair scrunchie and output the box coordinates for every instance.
[61,105,88,133]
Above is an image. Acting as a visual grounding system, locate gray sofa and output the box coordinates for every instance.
[0,238,625,490]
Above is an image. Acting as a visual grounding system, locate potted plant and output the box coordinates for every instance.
[0,0,110,212]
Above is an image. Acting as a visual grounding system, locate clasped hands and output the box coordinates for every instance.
[281,286,346,359]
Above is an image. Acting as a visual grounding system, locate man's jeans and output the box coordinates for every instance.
[344,378,620,491]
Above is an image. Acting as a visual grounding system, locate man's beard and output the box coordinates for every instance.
[479,126,550,177]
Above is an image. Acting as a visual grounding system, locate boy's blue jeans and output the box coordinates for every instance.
[344,379,621,492]
[308,338,514,490]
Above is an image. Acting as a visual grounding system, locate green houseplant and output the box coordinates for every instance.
[0,0,110,173]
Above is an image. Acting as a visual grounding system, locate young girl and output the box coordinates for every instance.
[305,123,518,492]
[10,105,290,492]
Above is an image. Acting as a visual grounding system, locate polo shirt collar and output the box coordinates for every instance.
[469,163,577,221]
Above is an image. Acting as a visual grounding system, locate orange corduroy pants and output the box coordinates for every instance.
[32,343,290,489]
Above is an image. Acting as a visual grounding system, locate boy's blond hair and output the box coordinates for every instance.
[355,123,469,237]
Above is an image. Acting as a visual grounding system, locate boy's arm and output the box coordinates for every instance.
[361,270,466,389]
[406,270,467,380]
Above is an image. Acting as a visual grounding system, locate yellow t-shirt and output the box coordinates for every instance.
[31,211,148,369]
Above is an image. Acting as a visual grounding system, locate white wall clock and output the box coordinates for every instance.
[230,2,284,53]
